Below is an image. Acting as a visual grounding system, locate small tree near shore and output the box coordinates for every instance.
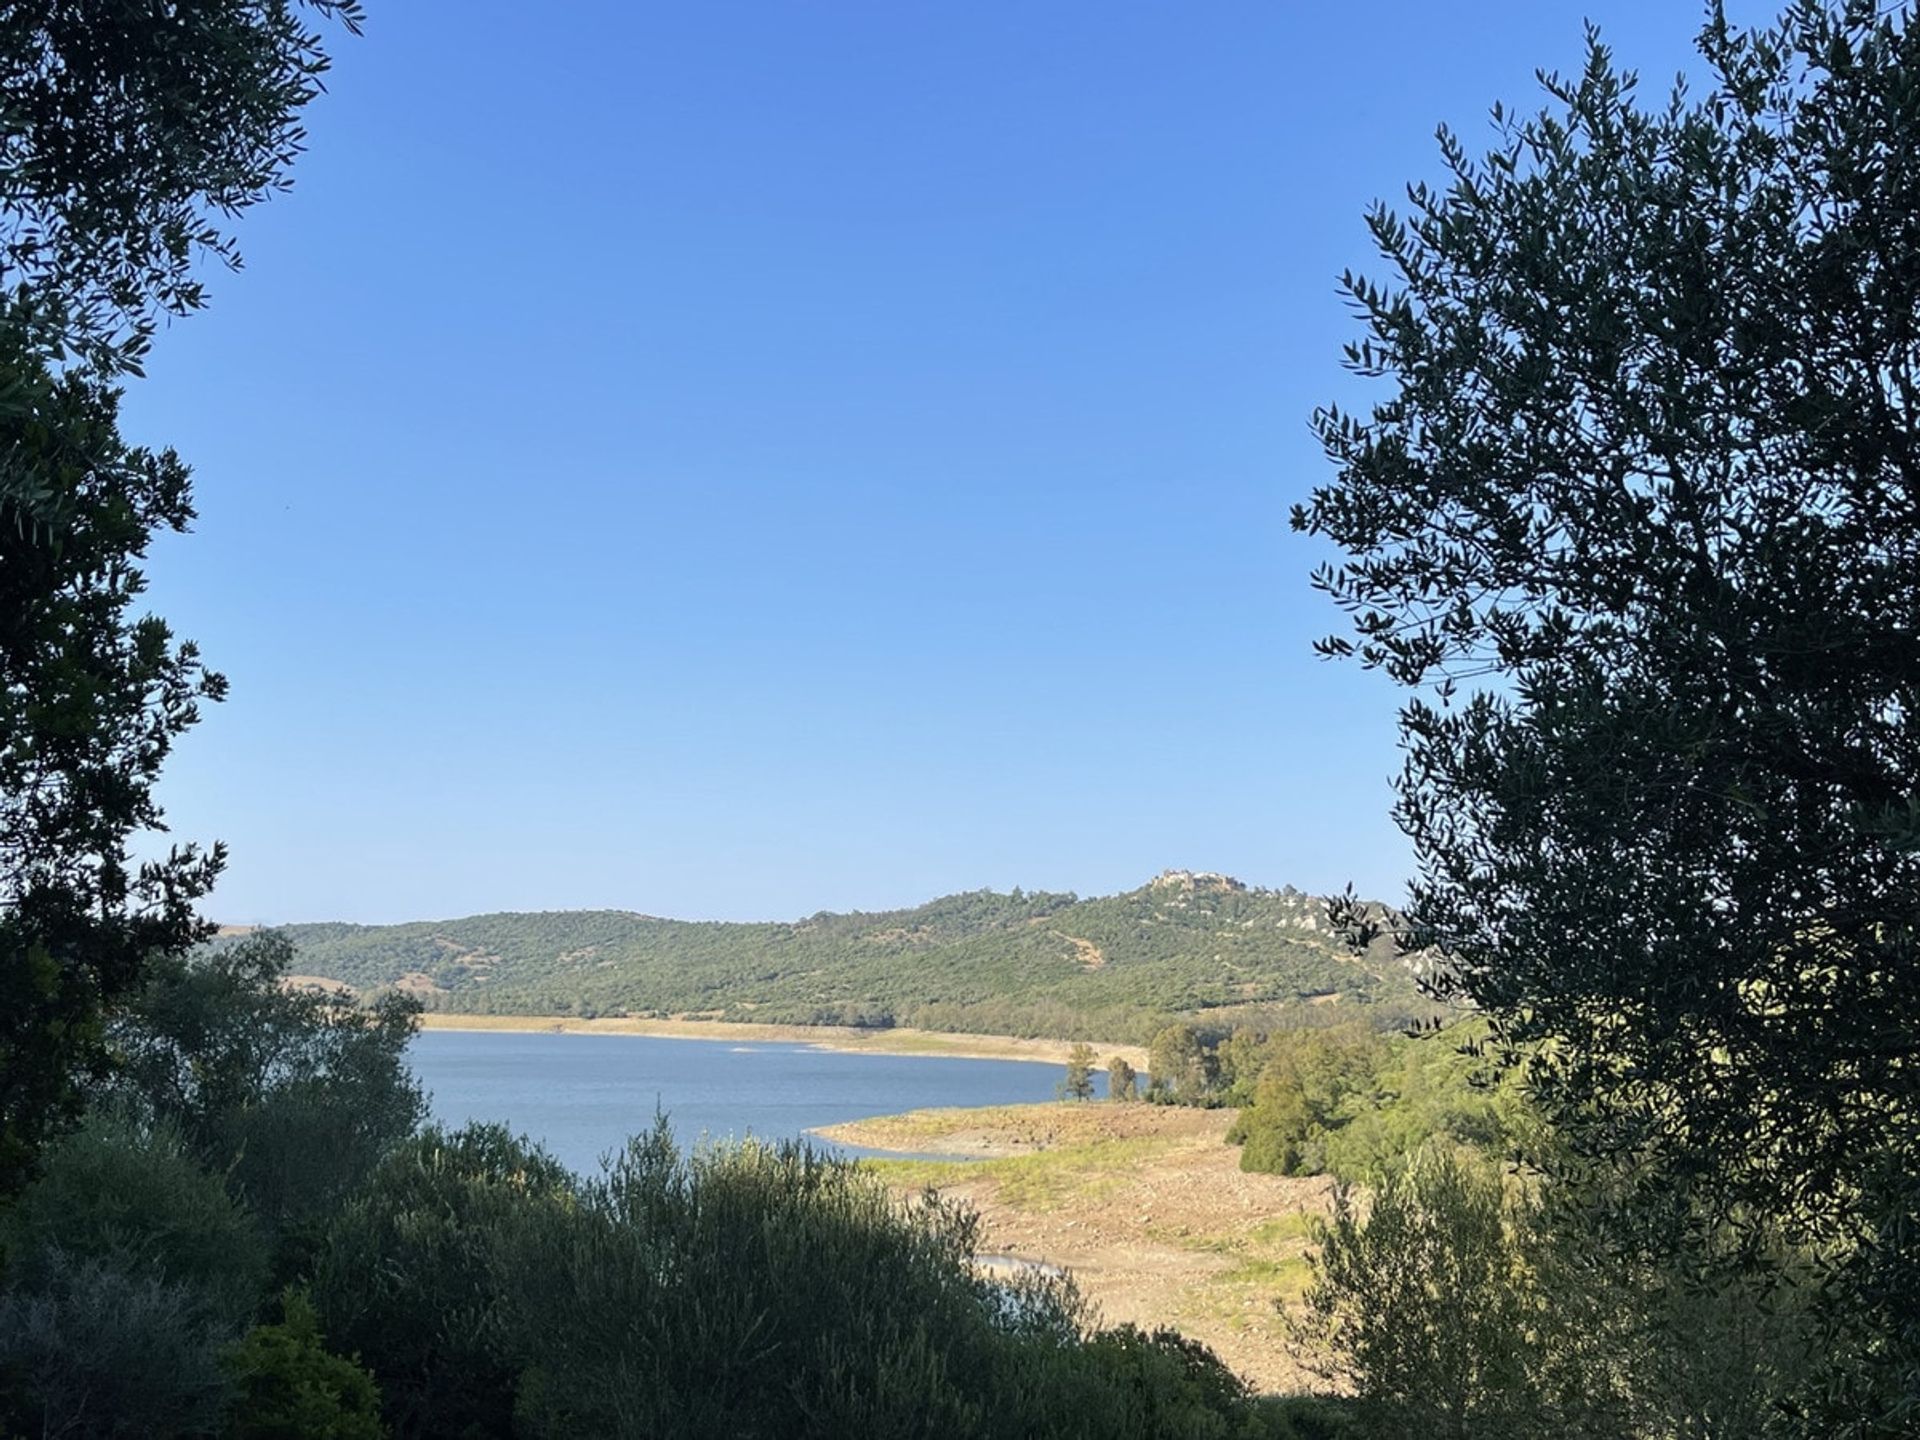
[1106,1057,1138,1103]
[1058,1044,1097,1101]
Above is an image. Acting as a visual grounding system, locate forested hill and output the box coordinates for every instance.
[251,871,1422,1044]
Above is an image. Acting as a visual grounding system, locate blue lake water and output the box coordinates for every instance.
[407,1029,1100,1174]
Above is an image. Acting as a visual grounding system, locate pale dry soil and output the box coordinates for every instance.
[416,1012,1149,1069]
[817,1102,1335,1394]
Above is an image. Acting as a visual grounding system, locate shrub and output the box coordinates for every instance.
[310,1118,1290,1438]
[544,1127,1312,1439]
[108,932,425,1239]
[1252,1394,1364,1439]
[1298,1142,1820,1439]
[0,1250,232,1438]
[222,1290,384,1439]
[499,1121,1022,1437]
[1299,1145,1543,1439]
[2,1108,268,1325]
[309,1123,573,1439]
[1075,1326,1250,1439]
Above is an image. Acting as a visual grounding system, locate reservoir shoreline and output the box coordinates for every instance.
[415,1011,1149,1069]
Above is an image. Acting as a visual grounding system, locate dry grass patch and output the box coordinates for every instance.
[824,1102,1334,1394]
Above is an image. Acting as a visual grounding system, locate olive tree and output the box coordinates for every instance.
[0,2,361,1193]
[0,0,365,373]
[1295,3,1920,1426]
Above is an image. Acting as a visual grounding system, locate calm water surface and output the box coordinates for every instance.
[408,1030,1098,1173]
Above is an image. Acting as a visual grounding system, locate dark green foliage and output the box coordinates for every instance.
[255,873,1424,1045]
[1107,1054,1139,1102]
[1216,1027,1274,1105]
[222,1290,385,1440]
[2,1109,268,1327]
[0,0,359,1197]
[1059,1042,1097,1100]
[0,333,225,1196]
[500,1124,1017,1438]
[0,0,364,370]
[1146,1022,1216,1100]
[1250,1395,1363,1440]
[1294,2,1920,1421]
[106,931,425,1239]
[0,941,421,1429]
[1074,1326,1254,1439]
[497,1124,1306,1439]
[1302,1148,1542,1438]
[0,1250,233,1439]
[0,927,1307,1437]
[309,1124,575,1439]
[310,1118,1288,1439]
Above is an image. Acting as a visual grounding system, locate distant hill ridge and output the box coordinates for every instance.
[241,871,1421,1044]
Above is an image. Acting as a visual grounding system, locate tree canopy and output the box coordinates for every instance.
[0,1,360,1194]
[0,351,225,1189]
[0,0,364,372]
[1296,1,1920,1422]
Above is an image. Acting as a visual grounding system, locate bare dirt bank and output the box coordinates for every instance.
[819,1102,1334,1394]
[415,1012,1150,1069]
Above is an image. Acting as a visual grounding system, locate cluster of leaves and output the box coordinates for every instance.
[0,934,414,1435]
[1225,1021,1526,1182]
[0,0,362,1200]
[0,0,364,373]
[0,336,226,1189]
[1294,0,1920,1423]
[309,1118,1321,1440]
[222,1290,385,1440]
[1298,1144,1822,1439]
[104,931,426,1242]
[255,877,1422,1046]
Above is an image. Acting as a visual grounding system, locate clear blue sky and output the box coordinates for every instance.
[126,1,1766,925]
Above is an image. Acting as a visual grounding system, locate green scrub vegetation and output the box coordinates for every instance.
[242,875,1425,1046]
[0,934,1349,1439]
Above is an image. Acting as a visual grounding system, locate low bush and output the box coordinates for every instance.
[307,1116,1285,1439]
[1255,1394,1363,1439]
[2,1109,268,1326]
[309,1123,573,1439]
[1299,1145,1544,1438]
[1297,1143,1821,1439]
[500,1122,1013,1437]
[222,1289,385,1439]
[0,1250,232,1438]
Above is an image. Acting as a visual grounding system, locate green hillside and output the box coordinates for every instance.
[254,871,1423,1044]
